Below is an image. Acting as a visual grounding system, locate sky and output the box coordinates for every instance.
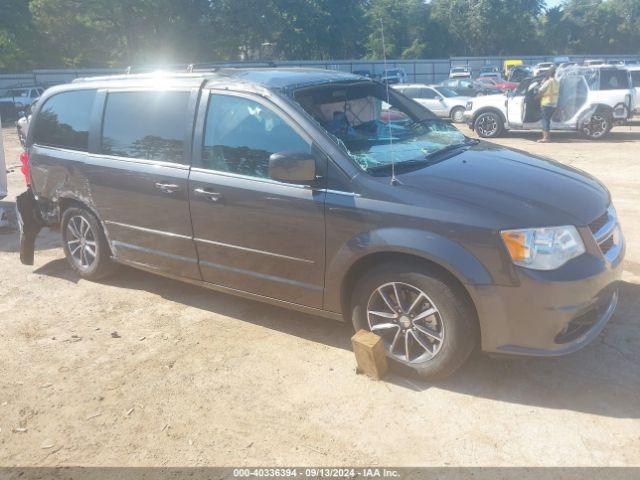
[545,0,564,7]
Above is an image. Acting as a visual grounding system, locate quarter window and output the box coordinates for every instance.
[200,94,310,178]
[32,89,96,151]
[630,71,640,88]
[101,91,190,164]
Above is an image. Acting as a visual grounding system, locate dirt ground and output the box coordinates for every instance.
[0,121,639,467]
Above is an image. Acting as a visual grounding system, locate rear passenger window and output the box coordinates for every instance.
[33,90,96,151]
[101,91,190,164]
[200,94,310,178]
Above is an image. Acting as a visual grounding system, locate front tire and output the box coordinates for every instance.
[61,206,116,280]
[350,262,478,380]
[474,111,504,138]
[450,106,465,123]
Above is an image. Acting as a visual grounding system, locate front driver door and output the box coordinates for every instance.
[189,91,327,308]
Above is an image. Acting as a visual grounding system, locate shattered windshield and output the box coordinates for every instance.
[293,82,471,174]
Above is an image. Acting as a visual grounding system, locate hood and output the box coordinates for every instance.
[394,142,609,228]
[470,93,506,109]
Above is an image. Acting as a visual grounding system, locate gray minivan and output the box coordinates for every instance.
[17,69,624,379]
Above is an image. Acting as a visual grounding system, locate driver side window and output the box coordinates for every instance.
[200,94,311,179]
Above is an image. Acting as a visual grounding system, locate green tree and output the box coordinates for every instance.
[0,0,41,71]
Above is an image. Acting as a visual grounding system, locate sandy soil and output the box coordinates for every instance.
[0,122,639,467]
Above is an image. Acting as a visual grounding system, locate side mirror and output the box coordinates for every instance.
[269,151,316,184]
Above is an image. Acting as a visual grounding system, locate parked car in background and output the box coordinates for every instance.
[16,98,38,147]
[393,84,470,123]
[532,62,555,76]
[440,78,501,97]
[464,66,634,139]
[449,66,471,78]
[507,66,531,83]
[380,68,407,84]
[16,68,625,380]
[476,76,518,92]
[553,56,571,65]
[584,59,605,67]
[479,66,501,77]
[503,59,524,77]
[627,66,640,113]
[353,69,373,78]
[0,86,44,111]
[0,86,44,119]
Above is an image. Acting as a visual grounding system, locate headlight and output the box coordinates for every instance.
[500,226,585,270]
[466,101,473,111]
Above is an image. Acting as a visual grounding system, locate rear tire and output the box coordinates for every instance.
[474,111,504,138]
[61,206,117,280]
[581,111,612,140]
[350,262,478,380]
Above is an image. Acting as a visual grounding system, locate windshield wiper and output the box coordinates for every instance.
[424,138,479,160]
[366,138,479,174]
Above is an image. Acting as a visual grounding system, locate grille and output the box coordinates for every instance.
[588,207,619,258]
[589,212,609,234]
[599,235,615,255]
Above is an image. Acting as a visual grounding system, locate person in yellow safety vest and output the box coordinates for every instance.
[537,67,559,143]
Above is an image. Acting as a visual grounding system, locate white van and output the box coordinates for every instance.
[464,67,634,139]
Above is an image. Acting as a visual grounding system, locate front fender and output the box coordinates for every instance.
[323,227,494,313]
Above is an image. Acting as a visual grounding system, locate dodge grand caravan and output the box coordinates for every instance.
[16,69,624,379]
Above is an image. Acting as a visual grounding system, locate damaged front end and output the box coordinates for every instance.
[16,189,45,265]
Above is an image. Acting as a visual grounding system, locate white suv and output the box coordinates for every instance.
[464,67,634,140]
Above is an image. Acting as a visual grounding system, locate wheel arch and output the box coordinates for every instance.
[341,250,478,315]
[58,196,115,256]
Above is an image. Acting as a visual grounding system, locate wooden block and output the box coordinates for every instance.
[351,329,388,380]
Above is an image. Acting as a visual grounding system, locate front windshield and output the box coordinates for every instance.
[435,87,458,98]
[293,82,470,174]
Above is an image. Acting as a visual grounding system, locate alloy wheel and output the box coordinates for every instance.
[476,113,498,137]
[452,108,465,123]
[66,215,97,269]
[583,114,609,139]
[366,282,445,364]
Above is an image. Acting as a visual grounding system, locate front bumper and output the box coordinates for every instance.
[470,227,625,357]
[463,112,474,128]
[16,189,44,265]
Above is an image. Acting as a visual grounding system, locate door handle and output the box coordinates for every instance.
[193,188,222,202]
[155,182,180,194]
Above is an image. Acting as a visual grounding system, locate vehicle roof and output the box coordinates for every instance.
[71,68,366,91]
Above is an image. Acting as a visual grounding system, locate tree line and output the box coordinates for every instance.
[1,0,640,72]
